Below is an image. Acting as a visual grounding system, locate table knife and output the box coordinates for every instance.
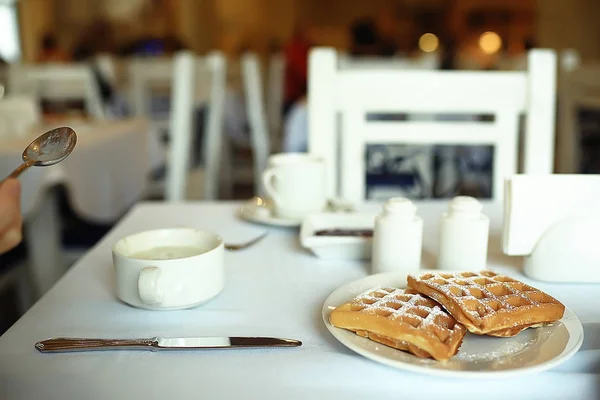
[35,336,302,353]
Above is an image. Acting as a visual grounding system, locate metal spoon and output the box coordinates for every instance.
[225,232,268,251]
[2,127,77,182]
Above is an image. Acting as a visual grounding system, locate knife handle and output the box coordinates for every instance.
[35,337,158,353]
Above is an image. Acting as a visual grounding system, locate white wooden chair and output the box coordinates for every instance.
[128,57,173,134]
[557,52,600,174]
[164,51,227,202]
[94,53,118,87]
[197,52,227,201]
[240,52,271,196]
[337,52,440,70]
[308,47,556,205]
[337,52,442,199]
[164,52,195,202]
[7,63,105,119]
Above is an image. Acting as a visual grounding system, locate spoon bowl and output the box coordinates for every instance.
[2,126,77,182]
[23,127,77,166]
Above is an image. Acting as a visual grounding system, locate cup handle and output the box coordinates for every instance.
[138,267,164,305]
[262,168,281,205]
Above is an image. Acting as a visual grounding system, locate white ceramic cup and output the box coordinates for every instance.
[112,228,224,310]
[262,153,327,219]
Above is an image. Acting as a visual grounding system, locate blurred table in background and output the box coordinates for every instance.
[0,118,162,298]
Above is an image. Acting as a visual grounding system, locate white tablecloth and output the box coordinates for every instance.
[0,202,598,400]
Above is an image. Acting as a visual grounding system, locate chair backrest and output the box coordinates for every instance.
[94,53,117,86]
[7,63,105,119]
[164,51,228,202]
[200,52,227,200]
[557,56,600,173]
[0,95,40,138]
[308,47,556,204]
[337,52,440,70]
[266,53,285,148]
[165,52,195,202]
[241,52,271,196]
[127,57,173,131]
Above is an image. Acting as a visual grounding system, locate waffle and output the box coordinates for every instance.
[407,271,565,337]
[329,287,466,361]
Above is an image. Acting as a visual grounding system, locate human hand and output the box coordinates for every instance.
[0,179,22,254]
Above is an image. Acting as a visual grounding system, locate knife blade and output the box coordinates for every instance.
[35,336,302,353]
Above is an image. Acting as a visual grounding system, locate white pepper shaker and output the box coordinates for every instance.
[438,196,489,271]
[371,197,423,275]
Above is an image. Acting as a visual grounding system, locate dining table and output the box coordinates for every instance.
[0,118,164,298]
[0,201,598,400]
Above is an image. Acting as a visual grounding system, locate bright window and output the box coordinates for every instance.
[0,1,20,62]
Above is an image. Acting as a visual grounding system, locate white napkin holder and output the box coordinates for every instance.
[503,175,600,283]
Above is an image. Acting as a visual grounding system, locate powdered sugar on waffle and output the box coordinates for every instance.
[352,287,457,335]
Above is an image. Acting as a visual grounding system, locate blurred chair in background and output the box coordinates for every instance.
[308,47,557,206]
[128,56,173,136]
[557,49,600,174]
[266,52,285,150]
[240,53,271,197]
[7,63,105,120]
[159,51,228,202]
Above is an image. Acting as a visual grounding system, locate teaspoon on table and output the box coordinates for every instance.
[2,126,77,183]
[225,232,268,251]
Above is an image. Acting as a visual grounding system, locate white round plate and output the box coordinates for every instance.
[322,271,584,378]
[237,199,302,227]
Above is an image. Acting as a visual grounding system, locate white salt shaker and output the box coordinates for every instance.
[371,198,423,275]
[438,196,489,271]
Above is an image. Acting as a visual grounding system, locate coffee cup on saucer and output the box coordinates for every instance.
[262,153,327,220]
[112,228,224,310]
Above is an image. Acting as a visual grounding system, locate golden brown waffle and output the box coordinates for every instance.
[407,271,565,337]
[329,287,466,361]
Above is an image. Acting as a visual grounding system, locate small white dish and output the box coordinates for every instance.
[322,271,584,378]
[300,213,376,260]
[238,197,302,227]
[112,228,224,311]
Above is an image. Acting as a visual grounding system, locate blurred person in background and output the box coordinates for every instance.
[440,38,458,70]
[349,18,381,56]
[37,33,69,63]
[0,179,22,254]
[349,16,398,57]
[282,15,401,153]
[118,35,187,57]
[223,41,251,148]
[282,96,308,152]
[374,4,399,56]
[71,19,128,117]
[71,20,115,61]
[282,23,313,117]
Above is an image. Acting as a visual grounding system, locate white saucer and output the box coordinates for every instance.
[322,271,584,378]
[237,198,302,227]
[237,197,355,228]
